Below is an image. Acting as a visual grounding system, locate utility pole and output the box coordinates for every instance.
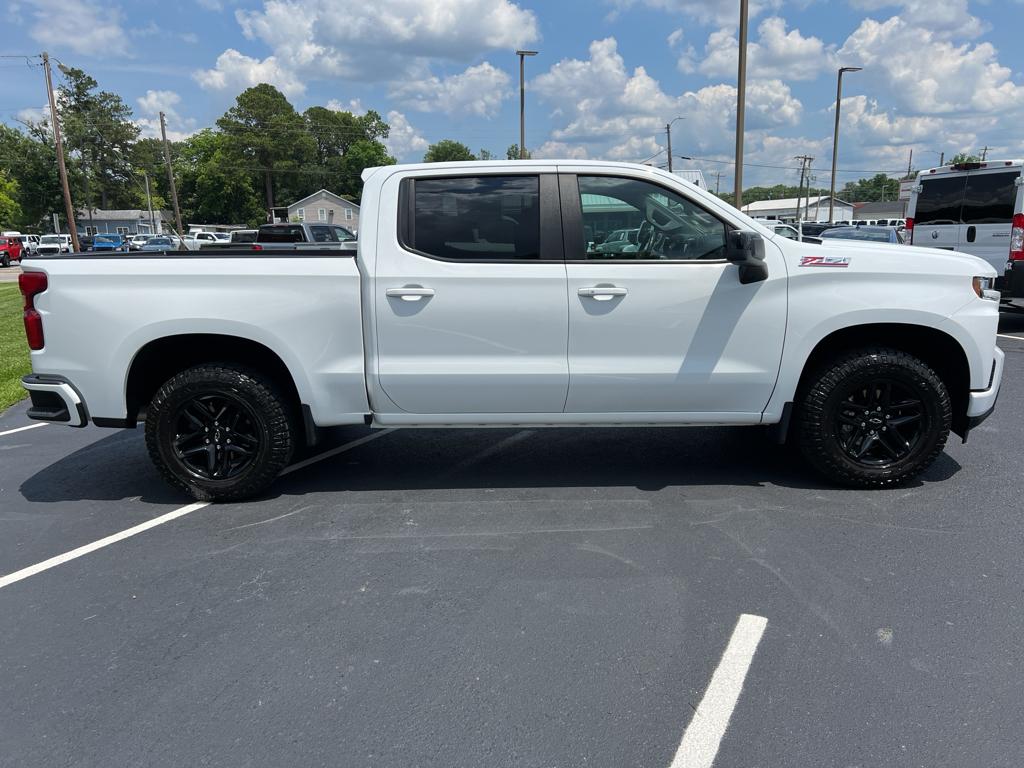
[794,155,813,222]
[42,52,80,253]
[828,66,863,224]
[143,171,156,233]
[665,117,684,174]
[715,170,722,196]
[516,50,537,160]
[980,145,990,161]
[733,0,749,209]
[159,111,185,248]
[906,149,913,176]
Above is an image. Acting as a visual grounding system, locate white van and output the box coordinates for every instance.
[906,160,1022,277]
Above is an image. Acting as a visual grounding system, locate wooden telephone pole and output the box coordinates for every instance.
[42,52,80,252]
[159,111,186,248]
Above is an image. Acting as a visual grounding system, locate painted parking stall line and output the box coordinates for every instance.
[669,613,768,768]
[0,423,47,438]
[997,334,1024,341]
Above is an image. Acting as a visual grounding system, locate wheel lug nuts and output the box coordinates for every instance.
[205,439,210,444]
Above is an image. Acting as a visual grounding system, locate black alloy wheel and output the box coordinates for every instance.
[171,392,262,481]
[834,378,925,467]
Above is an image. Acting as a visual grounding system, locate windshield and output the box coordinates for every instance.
[148,237,172,246]
[41,235,60,243]
[95,235,119,243]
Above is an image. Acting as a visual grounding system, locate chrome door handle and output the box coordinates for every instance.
[578,286,627,301]
[386,287,435,301]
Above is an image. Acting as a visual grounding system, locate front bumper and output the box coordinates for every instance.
[964,347,1004,434]
[21,374,88,427]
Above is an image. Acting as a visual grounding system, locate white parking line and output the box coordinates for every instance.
[0,423,47,438]
[997,333,1024,341]
[0,428,397,590]
[0,502,210,590]
[669,613,768,768]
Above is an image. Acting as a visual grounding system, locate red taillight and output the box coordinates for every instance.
[1010,213,1024,262]
[19,271,47,350]
[251,243,263,251]
[905,216,914,244]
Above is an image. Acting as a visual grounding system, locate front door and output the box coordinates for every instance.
[374,172,568,414]
[561,172,787,416]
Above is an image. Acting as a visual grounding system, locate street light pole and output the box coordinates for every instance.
[516,50,537,160]
[734,0,749,209]
[828,66,862,224]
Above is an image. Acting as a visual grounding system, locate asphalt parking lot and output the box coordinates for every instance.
[2,316,1024,768]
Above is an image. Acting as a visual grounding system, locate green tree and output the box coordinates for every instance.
[0,124,63,230]
[506,144,531,160]
[424,140,475,162]
[839,173,900,203]
[336,139,395,199]
[948,152,981,165]
[216,84,316,213]
[175,129,265,227]
[0,172,22,226]
[301,105,391,196]
[57,65,140,209]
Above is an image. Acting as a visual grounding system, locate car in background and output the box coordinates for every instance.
[253,222,357,251]
[140,236,175,252]
[4,232,40,255]
[798,222,842,238]
[820,225,905,244]
[229,229,258,244]
[592,228,640,255]
[37,234,71,255]
[0,235,23,267]
[129,234,154,251]
[183,231,223,250]
[92,233,127,252]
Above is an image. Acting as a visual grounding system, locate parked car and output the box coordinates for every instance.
[592,228,640,255]
[19,159,1002,501]
[798,222,841,238]
[129,234,154,251]
[229,229,258,244]
[0,235,23,267]
[37,234,71,255]
[4,232,40,255]
[820,225,905,244]
[183,231,222,250]
[92,233,126,252]
[253,222,356,251]
[753,220,802,241]
[140,236,175,252]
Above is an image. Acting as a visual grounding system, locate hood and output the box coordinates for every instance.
[787,239,996,278]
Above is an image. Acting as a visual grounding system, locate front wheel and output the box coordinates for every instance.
[145,364,295,501]
[1,254,8,268]
[797,348,951,488]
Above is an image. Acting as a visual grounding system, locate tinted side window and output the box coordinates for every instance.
[333,226,355,241]
[579,175,727,260]
[258,226,305,243]
[409,176,540,260]
[914,176,966,225]
[309,225,337,243]
[962,172,1018,224]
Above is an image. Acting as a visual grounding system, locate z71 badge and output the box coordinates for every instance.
[799,255,851,268]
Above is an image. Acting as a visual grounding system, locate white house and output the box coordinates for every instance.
[287,190,360,230]
[741,196,854,222]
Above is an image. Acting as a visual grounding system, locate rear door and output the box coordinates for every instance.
[373,172,569,414]
[961,166,1021,273]
[911,173,966,251]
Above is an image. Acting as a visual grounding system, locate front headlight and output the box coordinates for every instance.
[972,276,999,301]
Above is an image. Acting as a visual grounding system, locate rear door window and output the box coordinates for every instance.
[258,226,305,243]
[962,171,1018,224]
[309,225,336,243]
[915,176,967,225]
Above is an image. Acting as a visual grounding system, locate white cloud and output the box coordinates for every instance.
[16,105,50,125]
[389,62,510,117]
[532,37,801,164]
[608,0,783,27]
[849,0,985,38]
[533,141,589,159]
[699,17,837,81]
[383,110,429,160]
[26,0,130,57]
[135,90,197,141]
[193,49,306,97]
[838,16,1022,115]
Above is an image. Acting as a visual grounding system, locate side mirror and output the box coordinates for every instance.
[725,230,768,284]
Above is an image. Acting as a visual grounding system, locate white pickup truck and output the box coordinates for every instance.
[18,160,1003,500]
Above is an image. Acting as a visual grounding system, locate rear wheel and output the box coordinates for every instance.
[1,253,8,268]
[797,348,951,488]
[145,364,295,501]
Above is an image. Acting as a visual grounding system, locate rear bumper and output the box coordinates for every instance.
[21,374,88,427]
[964,347,1004,434]
[1003,261,1024,309]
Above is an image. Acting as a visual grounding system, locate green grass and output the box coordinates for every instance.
[0,284,30,412]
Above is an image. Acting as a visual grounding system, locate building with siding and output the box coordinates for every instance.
[76,208,173,236]
[286,190,360,230]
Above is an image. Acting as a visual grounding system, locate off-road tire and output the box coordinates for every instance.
[1,253,9,268]
[145,364,295,501]
[797,347,951,488]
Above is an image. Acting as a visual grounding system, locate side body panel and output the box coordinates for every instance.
[26,256,369,425]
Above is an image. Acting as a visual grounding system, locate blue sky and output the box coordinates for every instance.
[4,0,1022,190]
